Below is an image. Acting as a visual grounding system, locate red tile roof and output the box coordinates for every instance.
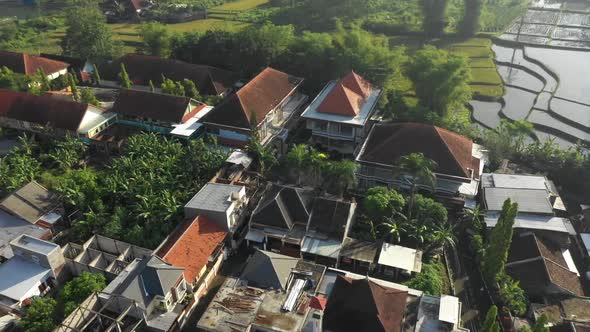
[112,89,193,124]
[323,275,408,332]
[358,123,476,180]
[158,216,227,283]
[105,54,237,96]
[309,296,327,310]
[203,67,302,129]
[0,51,69,76]
[317,71,374,117]
[0,89,89,131]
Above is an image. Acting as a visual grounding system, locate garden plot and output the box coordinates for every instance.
[550,98,590,129]
[501,86,537,121]
[525,47,590,105]
[492,46,558,92]
[534,92,553,111]
[497,65,544,92]
[534,129,578,149]
[507,23,553,36]
[558,12,590,27]
[469,100,503,129]
[524,9,560,24]
[552,27,590,40]
[528,110,590,143]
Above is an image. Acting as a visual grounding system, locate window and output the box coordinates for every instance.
[31,255,40,264]
[340,125,353,136]
[315,121,327,132]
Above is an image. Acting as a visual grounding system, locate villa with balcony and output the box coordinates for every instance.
[301,71,382,155]
[202,67,307,152]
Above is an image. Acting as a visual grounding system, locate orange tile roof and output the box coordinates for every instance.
[203,67,302,129]
[0,51,69,76]
[158,216,227,283]
[317,71,374,117]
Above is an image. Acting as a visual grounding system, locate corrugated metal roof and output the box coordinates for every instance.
[484,187,553,214]
[184,183,244,213]
[438,295,459,324]
[484,173,548,190]
[339,238,378,263]
[301,236,341,259]
[378,243,422,273]
[484,212,569,233]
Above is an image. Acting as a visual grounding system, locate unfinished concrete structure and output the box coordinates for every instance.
[62,235,152,281]
[54,292,146,332]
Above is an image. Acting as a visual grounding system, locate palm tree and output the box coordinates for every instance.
[379,215,407,244]
[462,204,485,233]
[286,144,307,185]
[409,223,429,248]
[306,147,327,186]
[428,223,457,248]
[18,133,37,155]
[393,153,437,217]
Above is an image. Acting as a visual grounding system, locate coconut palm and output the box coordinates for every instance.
[379,214,407,244]
[429,223,457,248]
[286,144,307,184]
[462,204,485,232]
[393,153,437,217]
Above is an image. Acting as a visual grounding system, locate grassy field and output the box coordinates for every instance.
[34,0,268,54]
[445,38,503,99]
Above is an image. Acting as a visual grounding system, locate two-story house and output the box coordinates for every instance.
[0,90,116,140]
[111,89,211,136]
[184,183,247,249]
[202,67,307,151]
[301,71,382,155]
[355,122,486,205]
[0,235,65,309]
[0,50,69,80]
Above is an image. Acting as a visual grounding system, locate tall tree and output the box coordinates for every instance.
[459,0,483,36]
[364,186,405,220]
[138,22,172,58]
[481,305,500,332]
[118,63,132,89]
[58,272,106,316]
[420,0,449,37]
[92,64,101,84]
[20,297,57,332]
[61,4,119,61]
[80,89,99,106]
[406,46,472,117]
[68,73,79,101]
[161,79,185,96]
[482,198,519,284]
[182,79,200,99]
[393,153,437,217]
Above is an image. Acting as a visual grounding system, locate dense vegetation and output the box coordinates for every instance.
[20,272,106,332]
[1,133,226,249]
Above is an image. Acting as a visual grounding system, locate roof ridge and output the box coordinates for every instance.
[433,126,470,178]
[276,192,294,229]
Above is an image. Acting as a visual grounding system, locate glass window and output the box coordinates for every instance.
[340,125,353,136]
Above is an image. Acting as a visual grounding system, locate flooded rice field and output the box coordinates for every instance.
[469,0,590,148]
